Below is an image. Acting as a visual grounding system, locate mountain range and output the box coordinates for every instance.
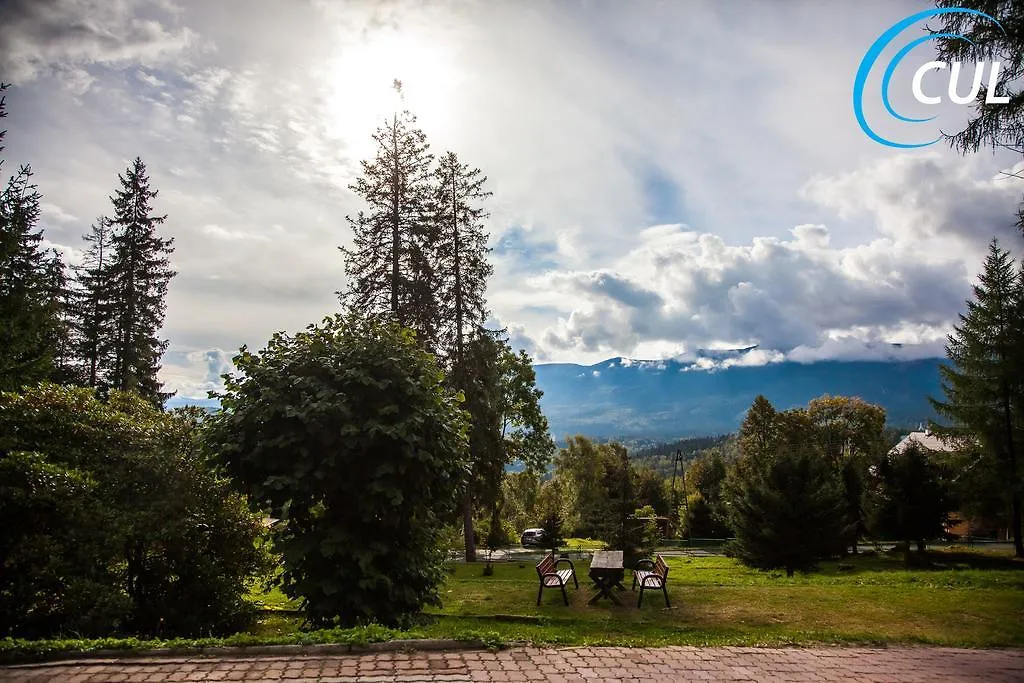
[533,348,946,441]
[167,347,948,441]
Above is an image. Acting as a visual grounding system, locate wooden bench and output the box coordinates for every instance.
[632,554,670,607]
[535,553,578,605]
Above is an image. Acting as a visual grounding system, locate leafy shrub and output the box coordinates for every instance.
[0,384,269,638]
[208,314,469,627]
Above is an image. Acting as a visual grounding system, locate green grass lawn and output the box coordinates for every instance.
[246,548,1024,648]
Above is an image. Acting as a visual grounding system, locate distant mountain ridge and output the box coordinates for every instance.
[533,349,945,441]
[167,347,948,443]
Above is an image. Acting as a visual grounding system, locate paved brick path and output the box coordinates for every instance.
[2,646,1023,682]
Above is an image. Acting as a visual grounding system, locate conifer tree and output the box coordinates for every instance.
[864,442,951,555]
[73,217,117,388]
[105,158,176,406]
[42,249,78,384]
[339,95,437,347]
[930,239,1024,557]
[727,443,848,576]
[0,83,61,391]
[431,151,493,373]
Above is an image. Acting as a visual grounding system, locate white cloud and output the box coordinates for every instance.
[4,0,1022,396]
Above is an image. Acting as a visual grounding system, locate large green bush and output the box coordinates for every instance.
[726,447,848,577]
[208,314,469,627]
[0,384,268,638]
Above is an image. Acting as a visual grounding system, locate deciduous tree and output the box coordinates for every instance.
[209,314,470,626]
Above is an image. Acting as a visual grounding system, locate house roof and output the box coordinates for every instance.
[888,430,957,455]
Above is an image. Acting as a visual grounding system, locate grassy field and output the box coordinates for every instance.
[250,547,1024,648]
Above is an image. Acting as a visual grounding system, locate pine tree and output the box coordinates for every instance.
[930,239,1024,557]
[431,151,493,374]
[339,104,437,347]
[41,249,78,384]
[72,217,117,388]
[105,158,176,406]
[727,444,849,576]
[0,83,61,391]
[864,442,951,555]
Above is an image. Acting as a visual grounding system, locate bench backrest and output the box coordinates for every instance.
[655,554,668,578]
[536,553,556,577]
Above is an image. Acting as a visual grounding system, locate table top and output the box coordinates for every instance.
[590,550,624,570]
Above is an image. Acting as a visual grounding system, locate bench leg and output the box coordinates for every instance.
[662,585,670,608]
[561,584,569,606]
[631,573,637,591]
[537,584,543,606]
[573,573,579,589]
[637,586,644,608]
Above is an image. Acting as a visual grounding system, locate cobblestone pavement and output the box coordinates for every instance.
[2,646,1023,682]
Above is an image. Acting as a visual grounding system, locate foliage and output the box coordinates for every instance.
[726,397,849,576]
[0,84,63,392]
[540,506,565,554]
[807,395,888,554]
[683,493,732,539]
[104,157,176,405]
[680,451,731,537]
[864,442,952,553]
[726,445,849,577]
[209,313,470,627]
[71,217,117,388]
[501,470,542,533]
[339,108,438,346]
[932,1,1024,156]
[930,239,1024,557]
[633,504,660,559]
[457,330,553,560]
[629,434,732,477]
[0,384,266,639]
[431,150,493,370]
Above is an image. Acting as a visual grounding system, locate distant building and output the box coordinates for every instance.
[888,429,1009,541]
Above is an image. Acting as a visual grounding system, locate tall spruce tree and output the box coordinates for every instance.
[41,249,78,384]
[0,83,61,391]
[339,99,438,347]
[105,158,176,406]
[73,217,117,388]
[930,239,1024,557]
[430,151,494,562]
[431,151,493,371]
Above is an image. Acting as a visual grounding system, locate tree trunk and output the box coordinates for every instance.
[1012,493,1023,558]
[462,487,476,563]
[390,114,400,317]
[916,538,926,553]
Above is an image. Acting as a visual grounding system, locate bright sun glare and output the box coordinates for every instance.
[323,27,464,162]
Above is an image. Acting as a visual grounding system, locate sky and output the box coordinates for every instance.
[1,0,1022,399]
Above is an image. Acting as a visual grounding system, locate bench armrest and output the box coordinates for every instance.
[634,558,655,570]
[554,558,576,573]
[640,574,664,588]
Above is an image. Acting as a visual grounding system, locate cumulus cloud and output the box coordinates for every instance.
[534,219,972,363]
[5,0,1021,396]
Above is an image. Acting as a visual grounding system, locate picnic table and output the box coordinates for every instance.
[588,550,626,605]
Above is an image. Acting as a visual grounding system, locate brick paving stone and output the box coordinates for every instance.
[1,646,1023,682]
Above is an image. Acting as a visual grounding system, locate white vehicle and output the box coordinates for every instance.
[521,528,547,546]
